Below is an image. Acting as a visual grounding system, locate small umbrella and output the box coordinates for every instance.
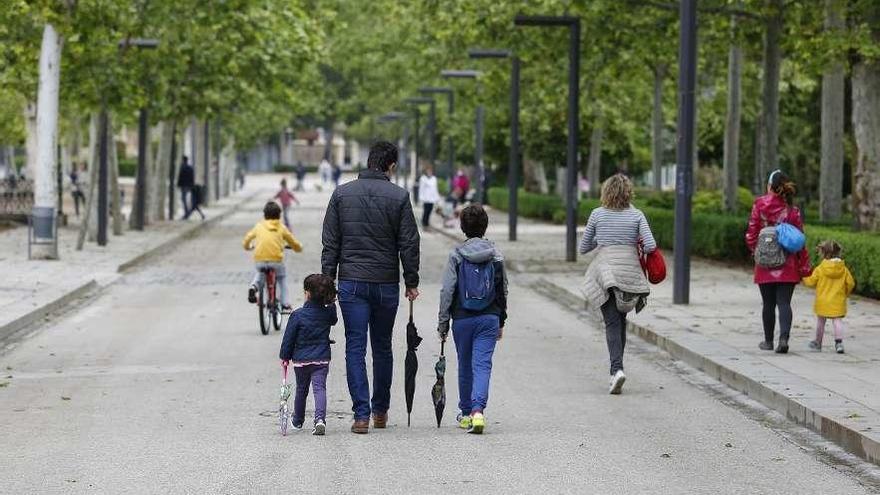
[431,339,447,428]
[404,301,422,427]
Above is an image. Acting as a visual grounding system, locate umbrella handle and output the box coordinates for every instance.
[409,299,414,324]
[440,340,445,357]
[281,362,288,384]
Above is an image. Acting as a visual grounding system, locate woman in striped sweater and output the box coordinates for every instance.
[580,174,657,394]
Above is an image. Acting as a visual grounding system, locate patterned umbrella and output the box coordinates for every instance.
[431,340,447,428]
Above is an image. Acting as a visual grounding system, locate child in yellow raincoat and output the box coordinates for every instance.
[802,240,855,354]
[243,202,303,310]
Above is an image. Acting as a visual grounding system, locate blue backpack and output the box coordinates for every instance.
[457,256,496,311]
[776,222,805,253]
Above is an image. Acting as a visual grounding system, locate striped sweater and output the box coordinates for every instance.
[579,206,657,255]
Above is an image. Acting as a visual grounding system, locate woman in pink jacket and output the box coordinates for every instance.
[744,170,811,354]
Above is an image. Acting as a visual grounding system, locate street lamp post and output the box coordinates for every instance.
[405,96,436,203]
[378,112,407,187]
[119,38,159,232]
[441,70,483,204]
[674,0,698,304]
[419,87,454,184]
[468,48,521,241]
[514,15,580,262]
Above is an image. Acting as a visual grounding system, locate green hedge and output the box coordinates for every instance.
[118,158,136,177]
[487,187,880,298]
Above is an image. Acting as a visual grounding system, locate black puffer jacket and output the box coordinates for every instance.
[321,169,420,288]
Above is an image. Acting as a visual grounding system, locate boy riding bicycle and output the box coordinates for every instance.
[243,202,303,311]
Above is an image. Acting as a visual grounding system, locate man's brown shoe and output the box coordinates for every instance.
[351,419,369,434]
[372,413,388,429]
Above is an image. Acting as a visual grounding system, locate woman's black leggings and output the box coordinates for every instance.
[758,282,795,342]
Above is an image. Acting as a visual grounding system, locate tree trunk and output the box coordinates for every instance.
[756,0,783,189]
[820,0,846,222]
[522,157,549,194]
[32,23,62,259]
[652,63,667,191]
[852,58,880,231]
[109,116,123,236]
[153,121,172,221]
[723,15,743,213]
[77,114,100,250]
[130,120,152,229]
[323,118,334,162]
[220,137,236,198]
[23,101,38,180]
[587,123,604,198]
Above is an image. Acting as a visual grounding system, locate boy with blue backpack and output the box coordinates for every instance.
[437,205,508,434]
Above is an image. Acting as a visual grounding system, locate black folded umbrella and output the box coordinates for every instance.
[404,301,422,427]
[431,339,447,428]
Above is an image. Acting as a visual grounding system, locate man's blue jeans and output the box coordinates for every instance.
[338,280,400,420]
[452,314,499,415]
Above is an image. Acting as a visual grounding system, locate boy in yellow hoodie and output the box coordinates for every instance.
[244,202,303,310]
[802,240,855,354]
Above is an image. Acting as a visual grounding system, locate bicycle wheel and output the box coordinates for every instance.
[258,285,270,335]
[272,281,282,331]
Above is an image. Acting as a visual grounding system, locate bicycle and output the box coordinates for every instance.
[257,266,284,335]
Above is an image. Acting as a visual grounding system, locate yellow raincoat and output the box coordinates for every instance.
[802,258,855,318]
[242,219,302,262]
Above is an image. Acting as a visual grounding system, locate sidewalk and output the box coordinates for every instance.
[428,203,880,465]
[0,183,258,347]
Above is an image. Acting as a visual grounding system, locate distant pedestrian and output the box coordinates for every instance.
[321,140,420,434]
[319,158,332,186]
[177,156,195,219]
[437,205,507,434]
[69,163,86,217]
[802,240,855,354]
[331,163,342,188]
[745,170,811,354]
[275,178,300,229]
[295,161,307,191]
[450,169,470,207]
[418,166,441,228]
[279,274,338,435]
[580,174,656,395]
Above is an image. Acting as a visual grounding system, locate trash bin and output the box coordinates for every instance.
[28,206,58,259]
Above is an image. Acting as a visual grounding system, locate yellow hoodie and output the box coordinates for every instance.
[802,258,855,318]
[242,219,303,262]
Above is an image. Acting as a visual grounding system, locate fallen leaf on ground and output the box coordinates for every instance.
[61,396,71,401]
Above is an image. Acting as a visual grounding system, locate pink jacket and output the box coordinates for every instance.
[745,194,811,284]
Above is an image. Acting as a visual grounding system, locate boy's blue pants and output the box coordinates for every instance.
[452,314,500,415]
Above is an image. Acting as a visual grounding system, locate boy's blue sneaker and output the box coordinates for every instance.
[468,412,485,434]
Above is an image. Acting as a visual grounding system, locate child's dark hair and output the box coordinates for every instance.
[263,201,281,220]
[304,274,337,305]
[460,205,488,238]
[768,170,796,206]
[817,240,842,259]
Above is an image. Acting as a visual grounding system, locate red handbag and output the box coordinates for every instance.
[638,242,667,284]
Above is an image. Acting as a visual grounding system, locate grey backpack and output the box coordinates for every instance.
[755,225,786,268]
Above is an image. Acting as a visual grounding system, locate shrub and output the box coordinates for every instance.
[118,158,136,177]
[487,187,880,298]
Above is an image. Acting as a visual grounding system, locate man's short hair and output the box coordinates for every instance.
[460,205,488,239]
[263,201,281,220]
[367,141,398,172]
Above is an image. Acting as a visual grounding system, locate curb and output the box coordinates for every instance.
[539,277,880,467]
[0,280,98,345]
[117,191,259,273]
[2,190,257,346]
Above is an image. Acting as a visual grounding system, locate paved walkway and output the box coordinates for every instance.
[1,176,875,493]
[0,180,256,346]
[428,202,880,465]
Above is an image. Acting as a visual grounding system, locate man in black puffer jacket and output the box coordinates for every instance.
[321,140,420,434]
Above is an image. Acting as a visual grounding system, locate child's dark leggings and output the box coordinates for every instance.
[758,282,795,343]
[292,363,329,426]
